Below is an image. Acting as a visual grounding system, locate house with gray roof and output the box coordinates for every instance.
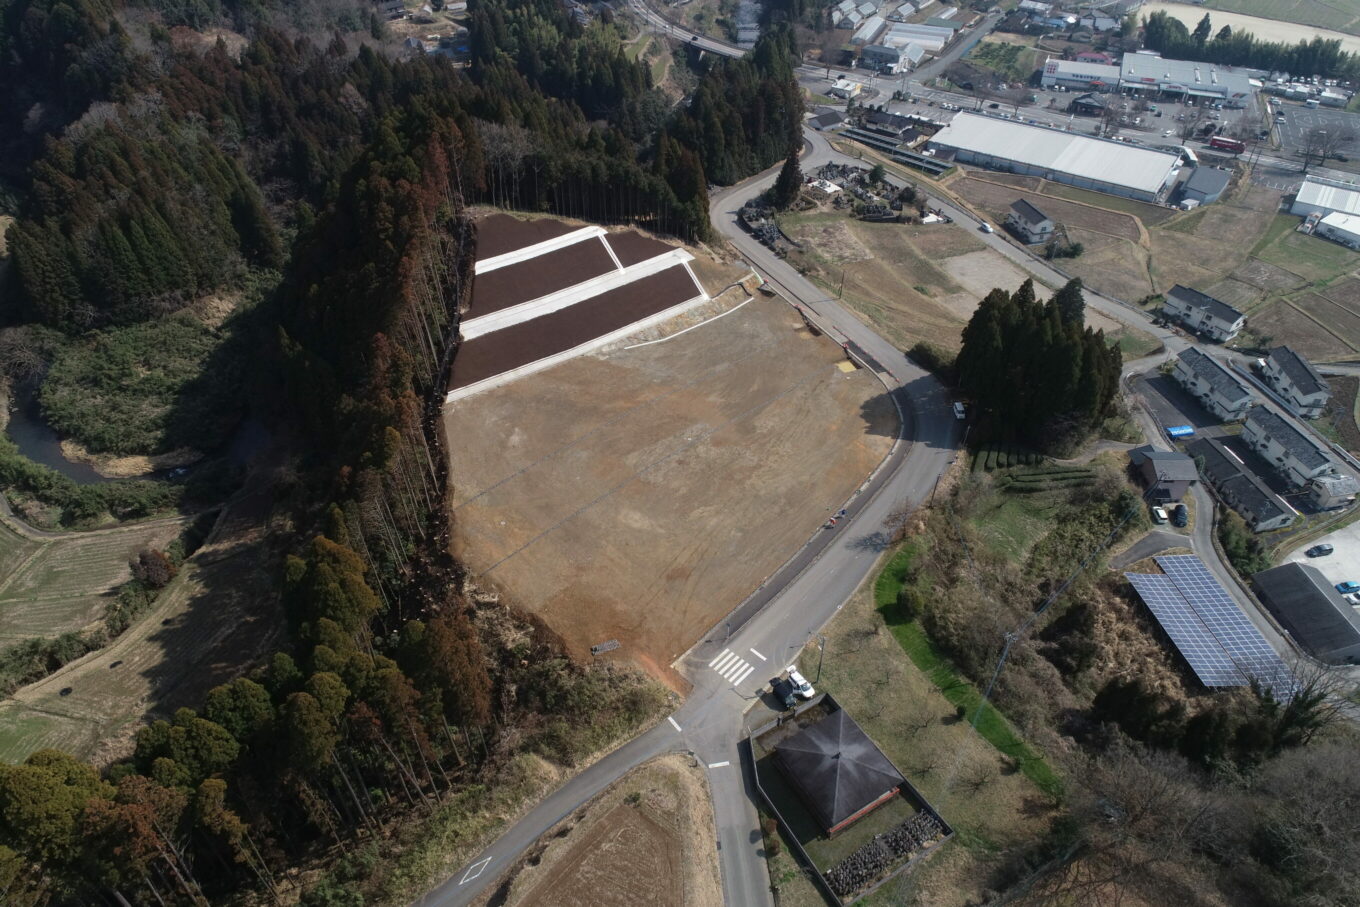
[1310,472,1359,509]
[1242,405,1337,488]
[1261,345,1329,418]
[775,707,905,836]
[1129,445,1198,501]
[1189,438,1294,532]
[1005,199,1055,244]
[1253,563,1360,663]
[1180,167,1231,206]
[1162,284,1246,342]
[1173,348,1254,422]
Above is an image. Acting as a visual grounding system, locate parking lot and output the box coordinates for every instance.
[1274,102,1360,155]
[1284,521,1360,590]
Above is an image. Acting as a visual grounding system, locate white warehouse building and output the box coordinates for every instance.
[927,113,1182,202]
[1040,59,1121,91]
[1291,176,1360,220]
[1119,52,1253,106]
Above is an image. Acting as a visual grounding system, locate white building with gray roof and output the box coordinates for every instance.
[1242,405,1338,488]
[1261,346,1329,418]
[1162,284,1245,342]
[1120,52,1254,106]
[1173,348,1254,422]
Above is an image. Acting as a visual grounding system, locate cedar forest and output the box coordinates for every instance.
[0,0,803,902]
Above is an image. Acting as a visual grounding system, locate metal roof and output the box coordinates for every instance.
[1246,405,1332,472]
[1178,348,1252,404]
[1184,167,1230,196]
[1296,176,1360,217]
[1267,345,1327,399]
[1120,53,1253,97]
[1253,563,1360,662]
[1046,60,1122,80]
[928,113,1180,195]
[1189,437,1291,527]
[775,709,904,832]
[1320,211,1360,240]
[1129,445,1199,481]
[1166,284,1245,326]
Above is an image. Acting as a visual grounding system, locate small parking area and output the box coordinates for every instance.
[1284,521,1360,588]
[1275,103,1360,155]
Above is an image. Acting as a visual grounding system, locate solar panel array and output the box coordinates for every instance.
[1124,555,1293,697]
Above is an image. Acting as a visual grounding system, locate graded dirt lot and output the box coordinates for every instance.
[0,471,284,764]
[0,515,186,643]
[952,176,1143,242]
[489,755,720,907]
[445,297,894,684]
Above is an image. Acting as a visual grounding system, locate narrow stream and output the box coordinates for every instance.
[5,383,111,484]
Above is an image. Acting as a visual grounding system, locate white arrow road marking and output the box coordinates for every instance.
[460,857,491,885]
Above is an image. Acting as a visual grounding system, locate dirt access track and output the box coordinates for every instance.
[483,754,721,907]
[445,297,895,687]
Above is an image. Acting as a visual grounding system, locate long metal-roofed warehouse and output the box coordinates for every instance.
[927,112,1182,202]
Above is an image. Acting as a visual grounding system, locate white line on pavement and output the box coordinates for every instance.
[707,761,731,768]
[732,664,755,686]
[714,651,739,673]
[668,716,682,732]
[721,658,749,681]
[749,647,766,661]
[460,857,491,885]
[708,648,731,667]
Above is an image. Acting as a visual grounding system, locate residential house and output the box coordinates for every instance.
[1075,51,1115,64]
[1173,348,1254,422]
[1128,445,1198,501]
[373,0,405,18]
[1190,438,1295,532]
[1162,284,1246,342]
[1241,405,1338,487]
[1180,167,1230,206]
[1261,345,1329,418]
[1005,199,1056,244]
[1310,473,1359,509]
[809,110,847,131]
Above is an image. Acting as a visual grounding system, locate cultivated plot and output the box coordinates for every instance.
[444,298,895,684]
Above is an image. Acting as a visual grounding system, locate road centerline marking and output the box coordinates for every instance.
[460,857,491,885]
[668,715,682,732]
[749,647,766,661]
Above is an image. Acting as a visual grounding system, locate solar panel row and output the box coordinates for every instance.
[1124,556,1293,697]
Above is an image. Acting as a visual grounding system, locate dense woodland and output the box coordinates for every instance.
[955,278,1121,453]
[0,0,802,903]
[1141,10,1360,80]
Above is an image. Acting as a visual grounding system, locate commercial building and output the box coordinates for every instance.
[1290,175,1360,220]
[927,112,1181,202]
[852,15,886,45]
[1253,563,1360,664]
[775,708,905,836]
[1261,346,1329,418]
[1173,348,1254,422]
[1005,199,1055,244]
[880,22,953,52]
[1040,59,1121,91]
[1179,167,1231,206]
[1119,52,1253,106]
[1315,211,1360,250]
[1129,445,1198,501]
[1189,438,1295,532]
[1161,284,1245,342]
[1241,405,1337,488]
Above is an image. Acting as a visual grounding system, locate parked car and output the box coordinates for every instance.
[771,678,797,709]
[1335,581,1360,595]
[1345,592,1360,606]
[1171,504,1188,527]
[1151,506,1169,524]
[1307,544,1335,557]
[787,667,815,700]
[953,402,966,420]
[979,222,994,233]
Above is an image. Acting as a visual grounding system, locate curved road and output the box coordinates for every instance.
[419,136,960,907]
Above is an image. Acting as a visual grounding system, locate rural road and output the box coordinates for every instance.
[419,138,961,907]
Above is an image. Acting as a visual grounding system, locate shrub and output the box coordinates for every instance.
[908,341,956,382]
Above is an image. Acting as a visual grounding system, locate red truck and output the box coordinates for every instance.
[1208,136,1246,154]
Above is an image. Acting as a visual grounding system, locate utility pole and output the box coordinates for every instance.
[813,634,827,683]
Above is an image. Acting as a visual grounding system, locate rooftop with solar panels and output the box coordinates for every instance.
[1124,555,1294,699]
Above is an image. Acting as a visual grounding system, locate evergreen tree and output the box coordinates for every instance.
[1193,12,1213,47]
[770,148,803,209]
[1052,278,1085,326]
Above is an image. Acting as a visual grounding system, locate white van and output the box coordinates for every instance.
[953,402,966,420]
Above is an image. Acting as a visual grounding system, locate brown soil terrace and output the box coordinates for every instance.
[606,229,675,267]
[474,212,578,259]
[469,237,617,317]
[450,265,701,389]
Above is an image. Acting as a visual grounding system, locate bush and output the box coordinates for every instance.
[1218,511,1271,576]
[0,435,180,527]
[908,341,956,382]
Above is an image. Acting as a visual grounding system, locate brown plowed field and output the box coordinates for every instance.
[494,754,720,907]
[444,298,895,685]
[953,177,1142,241]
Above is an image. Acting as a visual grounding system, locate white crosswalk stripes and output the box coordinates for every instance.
[707,648,755,687]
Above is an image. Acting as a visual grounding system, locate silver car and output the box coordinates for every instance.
[787,667,816,699]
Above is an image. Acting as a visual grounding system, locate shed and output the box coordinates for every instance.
[1181,167,1230,205]
[775,708,905,836]
[1253,563,1360,663]
[1129,445,1198,501]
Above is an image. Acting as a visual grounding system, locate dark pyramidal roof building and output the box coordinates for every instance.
[775,708,905,835]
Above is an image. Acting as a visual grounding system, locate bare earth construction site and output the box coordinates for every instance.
[444,215,895,684]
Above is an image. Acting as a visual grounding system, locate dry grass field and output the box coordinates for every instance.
[445,296,894,687]
[490,755,721,907]
[0,516,185,643]
[953,177,1143,242]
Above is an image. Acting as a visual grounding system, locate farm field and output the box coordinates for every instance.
[966,39,1042,84]
[1140,0,1360,43]
[444,296,895,688]
[952,176,1144,241]
[0,516,185,643]
[781,210,1157,357]
[0,477,283,764]
[492,754,720,907]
